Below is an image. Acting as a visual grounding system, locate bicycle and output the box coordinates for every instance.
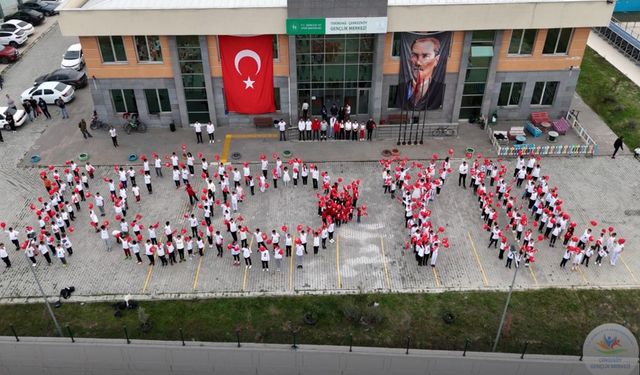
[431,127,455,137]
[122,113,147,134]
[89,117,108,130]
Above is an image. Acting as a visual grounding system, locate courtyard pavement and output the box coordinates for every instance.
[0,25,639,303]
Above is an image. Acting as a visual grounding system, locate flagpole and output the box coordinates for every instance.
[288,75,293,127]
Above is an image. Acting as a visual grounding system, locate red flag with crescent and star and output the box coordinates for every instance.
[219,35,275,114]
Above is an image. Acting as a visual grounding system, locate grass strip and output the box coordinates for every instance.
[1,289,638,355]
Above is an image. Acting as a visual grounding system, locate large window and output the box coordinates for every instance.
[388,85,398,108]
[135,36,162,62]
[498,82,524,106]
[530,81,558,106]
[111,89,137,113]
[508,29,536,55]
[542,28,572,55]
[296,34,374,116]
[272,35,279,60]
[144,89,171,114]
[98,36,127,63]
[459,30,496,120]
[391,32,401,57]
[176,36,210,123]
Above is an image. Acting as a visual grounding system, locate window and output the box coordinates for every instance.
[388,85,398,108]
[110,89,137,113]
[542,28,572,55]
[508,29,536,55]
[134,36,163,62]
[144,89,170,114]
[274,87,281,111]
[98,36,127,63]
[530,81,559,106]
[391,32,401,57]
[272,35,279,60]
[498,82,524,106]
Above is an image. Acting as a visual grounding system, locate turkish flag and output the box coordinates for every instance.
[219,35,275,114]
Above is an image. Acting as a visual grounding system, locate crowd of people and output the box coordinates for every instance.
[456,151,625,272]
[0,150,367,275]
[380,155,451,268]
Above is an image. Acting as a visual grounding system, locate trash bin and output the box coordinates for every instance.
[169,122,176,132]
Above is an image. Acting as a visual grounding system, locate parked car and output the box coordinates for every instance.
[40,0,62,4]
[35,68,87,88]
[3,10,44,26]
[0,106,27,130]
[0,45,19,64]
[20,81,75,104]
[0,29,27,48]
[0,20,35,36]
[61,43,84,70]
[19,1,59,16]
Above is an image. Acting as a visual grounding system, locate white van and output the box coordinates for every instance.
[61,43,84,70]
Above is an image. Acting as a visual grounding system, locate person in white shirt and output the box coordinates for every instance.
[242,245,252,268]
[273,245,283,271]
[144,240,155,265]
[100,225,112,251]
[301,100,309,120]
[305,118,312,140]
[458,161,468,188]
[154,156,163,177]
[0,243,10,268]
[192,121,203,143]
[156,243,168,266]
[109,126,118,147]
[295,242,304,269]
[131,184,141,202]
[5,227,20,250]
[278,119,287,141]
[345,120,352,140]
[312,231,321,254]
[298,119,305,141]
[206,121,215,143]
[260,246,270,271]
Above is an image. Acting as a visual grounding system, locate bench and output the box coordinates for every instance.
[530,111,550,126]
[254,117,274,128]
[552,118,571,135]
[386,113,409,124]
[508,126,525,140]
[525,121,543,138]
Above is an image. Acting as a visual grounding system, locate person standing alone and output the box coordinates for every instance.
[78,119,92,139]
[109,126,118,147]
[612,136,624,159]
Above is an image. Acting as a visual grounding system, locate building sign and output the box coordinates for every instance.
[287,17,387,35]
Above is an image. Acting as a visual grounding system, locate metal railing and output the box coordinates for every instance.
[486,112,598,157]
[593,19,640,65]
[284,123,458,142]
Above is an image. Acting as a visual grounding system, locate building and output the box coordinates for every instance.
[57,0,614,128]
[0,0,20,19]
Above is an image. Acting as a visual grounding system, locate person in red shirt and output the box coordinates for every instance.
[185,183,198,205]
[333,120,340,140]
[311,118,320,141]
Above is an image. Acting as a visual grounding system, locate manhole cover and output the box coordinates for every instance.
[624,209,640,216]
[381,149,392,157]
[231,152,241,160]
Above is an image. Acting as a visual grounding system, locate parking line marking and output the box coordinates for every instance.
[220,134,233,164]
[289,236,294,291]
[467,231,489,287]
[192,256,203,290]
[220,134,278,164]
[620,255,639,283]
[528,267,539,287]
[242,238,254,291]
[432,267,441,287]
[380,237,391,289]
[577,266,589,284]
[142,254,155,293]
[336,235,342,288]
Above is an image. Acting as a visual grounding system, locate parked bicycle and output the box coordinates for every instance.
[122,112,147,134]
[431,126,455,137]
[89,111,108,130]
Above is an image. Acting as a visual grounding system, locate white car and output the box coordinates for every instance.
[61,43,84,70]
[0,20,35,37]
[0,29,27,48]
[0,107,27,130]
[21,81,75,104]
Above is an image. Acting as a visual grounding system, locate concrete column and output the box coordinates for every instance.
[370,33,385,121]
[168,36,188,127]
[199,35,218,126]
[451,31,473,121]
[480,31,503,119]
[287,35,298,125]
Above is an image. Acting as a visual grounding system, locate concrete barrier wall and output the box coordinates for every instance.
[0,336,627,375]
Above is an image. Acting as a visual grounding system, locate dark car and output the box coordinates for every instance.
[0,45,19,64]
[34,68,87,88]
[19,1,59,16]
[3,10,44,25]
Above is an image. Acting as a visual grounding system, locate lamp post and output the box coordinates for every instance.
[492,245,519,352]
[25,250,63,337]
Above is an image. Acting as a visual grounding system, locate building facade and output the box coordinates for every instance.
[58,0,614,128]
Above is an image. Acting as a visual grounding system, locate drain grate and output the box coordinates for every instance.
[624,209,640,216]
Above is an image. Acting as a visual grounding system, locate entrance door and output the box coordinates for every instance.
[357,89,369,116]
